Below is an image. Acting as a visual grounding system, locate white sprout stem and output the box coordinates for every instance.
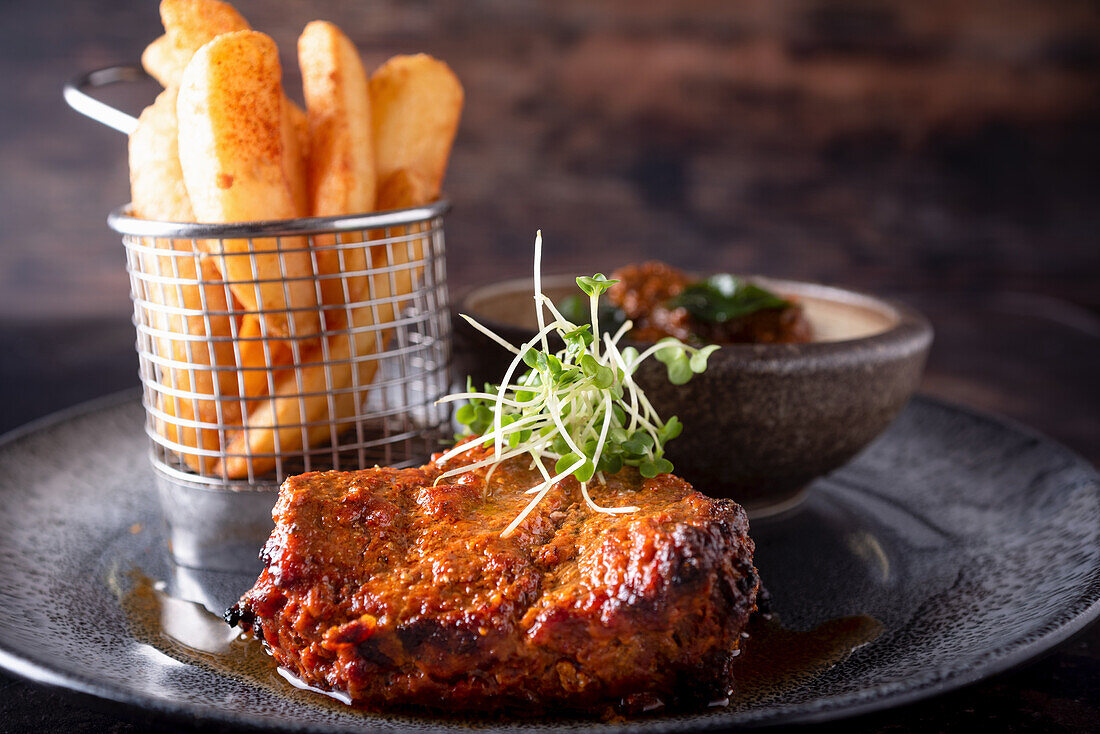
[571,396,628,515]
[460,314,522,355]
[443,381,546,396]
[579,481,639,514]
[465,411,548,449]
[604,338,642,432]
[579,482,599,511]
[604,333,661,427]
[531,452,553,483]
[544,388,585,459]
[617,376,663,435]
[502,485,554,538]
[435,413,553,468]
[436,392,530,409]
[571,396,603,449]
[501,456,585,538]
[593,392,614,461]
[435,454,509,481]
[631,341,680,368]
[615,389,663,440]
[535,294,571,327]
[533,231,550,354]
[492,320,572,458]
[610,318,633,347]
[437,445,541,484]
[604,338,666,456]
[589,293,601,359]
[436,432,557,482]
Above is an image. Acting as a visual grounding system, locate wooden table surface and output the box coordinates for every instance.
[0,1,1096,731]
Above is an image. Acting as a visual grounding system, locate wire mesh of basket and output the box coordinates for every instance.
[108,204,453,488]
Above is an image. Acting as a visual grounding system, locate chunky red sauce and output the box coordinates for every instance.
[607,261,813,344]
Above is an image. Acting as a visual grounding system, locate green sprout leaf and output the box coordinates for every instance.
[657,416,683,444]
[576,273,619,298]
[455,403,477,426]
[574,460,596,483]
[598,453,623,474]
[555,452,582,475]
[690,344,720,373]
[654,337,685,365]
[666,356,693,385]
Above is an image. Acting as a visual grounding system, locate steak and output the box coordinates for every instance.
[229,441,760,715]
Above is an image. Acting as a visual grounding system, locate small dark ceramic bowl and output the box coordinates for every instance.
[455,275,933,516]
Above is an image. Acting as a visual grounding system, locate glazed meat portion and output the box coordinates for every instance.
[229,442,759,715]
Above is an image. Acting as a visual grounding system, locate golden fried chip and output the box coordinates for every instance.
[370,53,463,203]
[129,87,241,472]
[368,54,462,308]
[299,20,376,306]
[177,30,319,340]
[146,0,251,88]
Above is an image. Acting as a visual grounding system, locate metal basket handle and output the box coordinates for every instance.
[63,65,149,135]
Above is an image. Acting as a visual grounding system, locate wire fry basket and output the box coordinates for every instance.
[67,66,454,568]
[110,206,453,484]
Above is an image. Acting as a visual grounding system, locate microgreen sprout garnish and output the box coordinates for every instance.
[436,232,719,538]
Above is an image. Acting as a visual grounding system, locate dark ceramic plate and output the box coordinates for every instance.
[0,393,1098,731]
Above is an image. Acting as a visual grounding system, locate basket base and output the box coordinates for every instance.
[155,471,277,572]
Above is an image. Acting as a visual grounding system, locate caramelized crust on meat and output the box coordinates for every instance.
[231,442,759,714]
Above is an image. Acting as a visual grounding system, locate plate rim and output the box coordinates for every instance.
[0,390,1097,731]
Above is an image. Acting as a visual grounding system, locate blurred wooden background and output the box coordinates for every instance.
[0,0,1097,320]
[0,1,1097,731]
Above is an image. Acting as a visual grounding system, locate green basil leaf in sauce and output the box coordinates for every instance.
[667,274,790,323]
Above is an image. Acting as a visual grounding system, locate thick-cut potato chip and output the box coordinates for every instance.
[129,87,240,472]
[142,34,187,89]
[283,102,311,218]
[376,166,433,212]
[368,168,433,324]
[300,21,376,217]
[177,30,319,340]
[234,313,291,401]
[370,54,463,203]
[141,1,309,218]
[143,0,251,88]
[368,54,462,313]
[130,88,193,222]
[299,20,376,307]
[217,287,391,479]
